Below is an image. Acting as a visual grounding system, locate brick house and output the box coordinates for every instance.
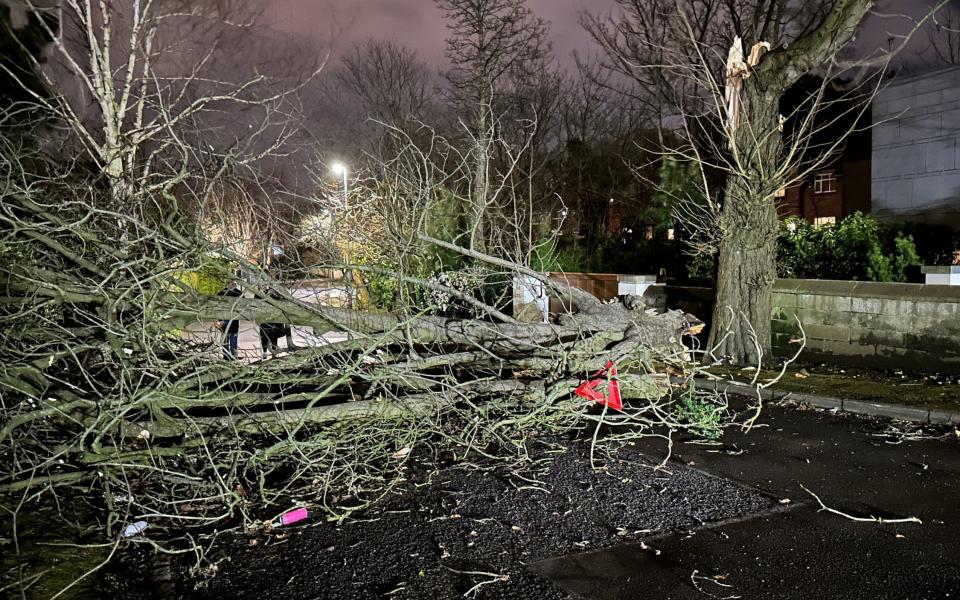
[777,154,872,225]
[776,77,873,225]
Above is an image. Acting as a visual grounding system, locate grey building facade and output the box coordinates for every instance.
[872,65,960,228]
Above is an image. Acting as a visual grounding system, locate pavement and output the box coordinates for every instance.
[180,281,351,361]
[533,403,960,599]
[695,378,960,426]
[181,320,348,362]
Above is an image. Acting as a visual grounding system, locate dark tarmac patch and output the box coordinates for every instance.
[103,436,776,599]
[534,404,960,600]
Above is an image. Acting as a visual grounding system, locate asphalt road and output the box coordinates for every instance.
[534,404,960,599]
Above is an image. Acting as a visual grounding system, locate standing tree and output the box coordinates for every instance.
[586,0,881,365]
[326,38,437,164]
[925,3,960,66]
[436,0,551,255]
[337,40,432,131]
[10,0,318,215]
[549,67,663,256]
[0,2,51,117]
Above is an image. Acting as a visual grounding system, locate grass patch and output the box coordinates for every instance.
[707,363,960,413]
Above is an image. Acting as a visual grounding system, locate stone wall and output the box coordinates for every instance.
[644,279,960,373]
[772,279,960,373]
[521,273,960,373]
[872,65,960,227]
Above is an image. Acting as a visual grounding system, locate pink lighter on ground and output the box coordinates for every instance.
[278,507,308,526]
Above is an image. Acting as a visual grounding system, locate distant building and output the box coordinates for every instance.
[872,65,960,228]
[777,76,873,225]
[777,154,872,226]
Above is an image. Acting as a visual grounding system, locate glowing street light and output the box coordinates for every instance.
[329,161,364,307]
[330,162,348,210]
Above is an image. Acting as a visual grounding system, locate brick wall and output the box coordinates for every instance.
[514,272,659,322]
[546,272,621,316]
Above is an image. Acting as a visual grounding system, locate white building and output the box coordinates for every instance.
[872,65,960,228]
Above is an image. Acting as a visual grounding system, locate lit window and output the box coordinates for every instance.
[813,172,837,194]
[814,216,836,227]
[666,228,675,240]
[774,187,786,198]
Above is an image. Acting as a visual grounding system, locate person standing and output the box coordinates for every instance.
[259,321,292,359]
[257,284,294,359]
[217,281,242,359]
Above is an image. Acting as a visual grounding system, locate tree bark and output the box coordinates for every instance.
[710,176,779,364]
[709,82,781,364]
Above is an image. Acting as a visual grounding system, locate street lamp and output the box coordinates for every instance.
[331,162,348,211]
[330,161,360,307]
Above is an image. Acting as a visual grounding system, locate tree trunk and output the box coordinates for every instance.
[708,89,782,365]
[709,180,779,365]
[470,105,491,254]
[703,0,876,366]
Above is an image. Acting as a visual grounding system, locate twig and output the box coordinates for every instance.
[442,566,509,598]
[800,484,922,524]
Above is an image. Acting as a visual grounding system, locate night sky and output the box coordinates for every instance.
[263,0,957,71]
[267,0,617,68]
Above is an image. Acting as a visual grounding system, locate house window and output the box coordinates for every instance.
[552,208,568,232]
[774,187,786,198]
[814,216,837,227]
[813,172,837,194]
[666,228,675,240]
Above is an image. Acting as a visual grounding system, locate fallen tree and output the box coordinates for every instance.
[0,4,737,590]
[1,185,719,530]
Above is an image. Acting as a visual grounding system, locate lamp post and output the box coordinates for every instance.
[330,161,364,307]
[331,162,348,211]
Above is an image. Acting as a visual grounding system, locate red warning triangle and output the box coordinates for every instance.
[574,361,622,411]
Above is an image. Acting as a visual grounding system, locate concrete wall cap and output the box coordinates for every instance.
[773,279,802,291]
[775,278,960,301]
[548,272,619,281]
[779,278,860,296]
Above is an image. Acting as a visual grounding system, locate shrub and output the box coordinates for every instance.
[777,212,922,282]
[531,237,589,273]
[364,259,402,310]
[685,252,716,284]
[426,265,509,318]
[895,221,960,266]
[172,256,234,295]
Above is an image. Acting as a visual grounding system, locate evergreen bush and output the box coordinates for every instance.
[777,212,923,282]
